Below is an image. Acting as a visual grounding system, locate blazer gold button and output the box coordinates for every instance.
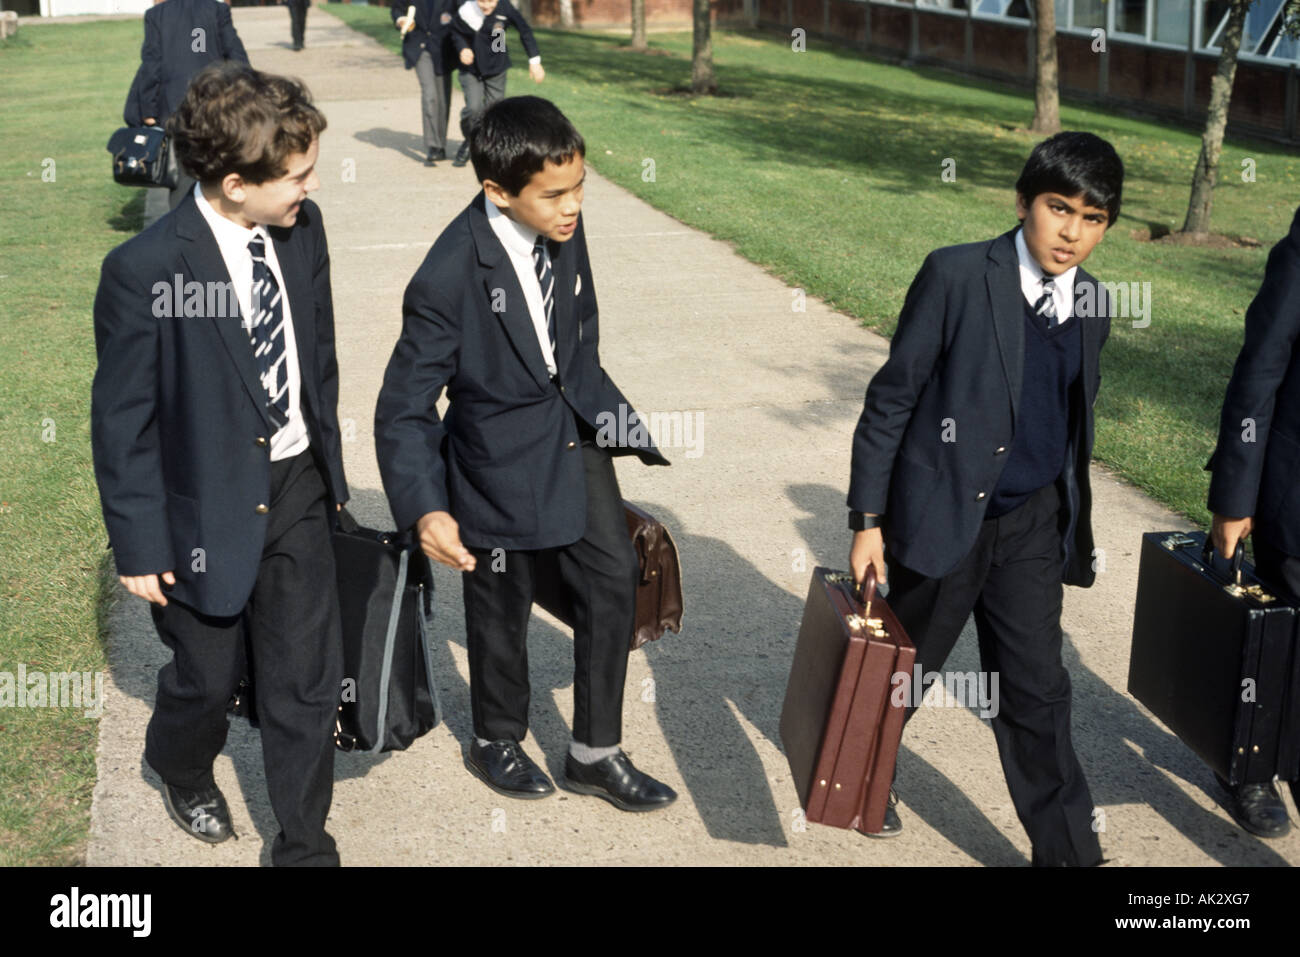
[994,446,1006,454]
[975,491,986,500]
[566,441,576,449]
[255,436,268,447]
[255,504,269,514]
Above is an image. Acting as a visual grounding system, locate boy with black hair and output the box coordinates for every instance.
[848,131,1124,865]
[375,96,676,812]
[447,0,543,167]
[93,62,349,866]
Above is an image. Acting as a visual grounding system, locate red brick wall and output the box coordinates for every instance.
[1057,31,1099,92]
[915,11,963,63]
[869,3,909,54]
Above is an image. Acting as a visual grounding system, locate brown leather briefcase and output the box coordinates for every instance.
[532,502,684,650]
[781,566,916,833]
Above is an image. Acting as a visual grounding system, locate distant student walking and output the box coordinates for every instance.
[448,0,543,167]
[123,0,250,209]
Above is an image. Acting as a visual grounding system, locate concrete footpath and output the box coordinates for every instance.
[89,6,1300,866]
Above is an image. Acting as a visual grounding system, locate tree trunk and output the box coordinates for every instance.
[1181,0,1248,236]
[691,0,717,93]
[558,0,575,28]
[631,0,647,50]
[1029,0,1061,134]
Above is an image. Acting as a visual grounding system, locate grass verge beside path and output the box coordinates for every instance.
[328,5,1299,528]
[0,22,147,865]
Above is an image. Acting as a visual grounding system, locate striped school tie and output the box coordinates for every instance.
[247,234,290,431]
[532,234,556,358]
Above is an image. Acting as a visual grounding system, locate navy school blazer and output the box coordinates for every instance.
[91,194,349,616]
[374,193,667,550]
[848,228,1111,587]
[449,0,539,79]
[1207,206,1300,556]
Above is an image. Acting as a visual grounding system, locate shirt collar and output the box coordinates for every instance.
[484,194,541,257]
[194,182,270,253]
[1014,226,1077,296]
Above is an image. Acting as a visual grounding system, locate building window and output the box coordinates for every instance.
[1072,0,1106,29]
[1115,0,1148,34]
[1152,0,1191,44]
[1201,0,1231,46]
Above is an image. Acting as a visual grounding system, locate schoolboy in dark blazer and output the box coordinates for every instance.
[848,132,1124,865]
[391,0,458,165]
[375,96,676,812]
[447,0,543,167]
[1207,204,1300,839]
[92,63,348,866]
[127,0,250,209]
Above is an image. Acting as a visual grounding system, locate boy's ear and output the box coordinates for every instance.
[1014,191,1029,221]
[221,171,249,205]
[482,178,514,210]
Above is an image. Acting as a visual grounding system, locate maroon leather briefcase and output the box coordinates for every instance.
[780,567,916,834]
[532,502,683,651]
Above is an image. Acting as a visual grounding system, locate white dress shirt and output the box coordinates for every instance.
[1015,227,1076,325]
[194,183,309,460]
[485,194,557,377]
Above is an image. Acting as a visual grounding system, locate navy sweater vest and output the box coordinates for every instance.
[986,299,1082,519]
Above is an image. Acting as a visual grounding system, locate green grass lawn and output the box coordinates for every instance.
[0,20,146,865]
[331,5,1299,527]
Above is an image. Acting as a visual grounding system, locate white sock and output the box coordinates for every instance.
[569,739,620,764]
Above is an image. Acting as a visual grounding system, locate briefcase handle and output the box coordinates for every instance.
[852,567,880,620]
[1200,538,1245,587]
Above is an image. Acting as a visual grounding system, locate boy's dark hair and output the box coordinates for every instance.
[1015,131,1124,226]
[168,62,326,186]
[469,96,585,195]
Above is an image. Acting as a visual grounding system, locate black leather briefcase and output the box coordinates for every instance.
[331,509,441,754]
[1128,531,1300,785]
[106,125,177,188]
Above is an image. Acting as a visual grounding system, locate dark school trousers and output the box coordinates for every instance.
[460,436,638,747]
[144,451,344,867]
[287,0,309,48]
[886,482,1103,866]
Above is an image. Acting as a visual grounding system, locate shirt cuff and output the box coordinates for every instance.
[528,56,541,65]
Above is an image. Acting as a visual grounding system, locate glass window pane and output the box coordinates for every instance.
[1244,0,1283,52]
[1073,0,1106,28]
[1115,0,1148,34]
[1153,0,1191,44]
[1055,0,1068,24]
[1201,0,1231,47]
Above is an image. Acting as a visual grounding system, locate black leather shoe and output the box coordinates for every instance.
[424,150,437,167]
[452,143,471,167]
[864,788,903,838]
[430,147,447,161]
[162,782,235,844]
[562,750,677,812]
[1218,776,1291,838]
[466,739,555,799]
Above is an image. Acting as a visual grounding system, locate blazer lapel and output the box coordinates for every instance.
[271,225,318,419]
[468,194,555,392]
[175,195,271,428]
[985,229,1024,424]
